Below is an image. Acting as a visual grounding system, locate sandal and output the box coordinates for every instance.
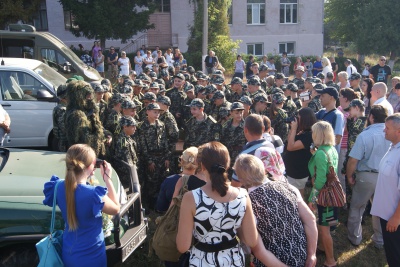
[316,247,325,255]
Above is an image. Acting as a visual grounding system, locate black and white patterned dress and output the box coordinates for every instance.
[190,187,247,267]
[249,181,307,267]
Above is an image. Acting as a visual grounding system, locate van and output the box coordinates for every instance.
[0,58,65,148]
[0,24,101,82]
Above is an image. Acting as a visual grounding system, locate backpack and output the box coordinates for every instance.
[151,175,190,262]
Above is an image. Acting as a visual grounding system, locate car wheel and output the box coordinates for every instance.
[0,244,38,267]
[48,131,58,151]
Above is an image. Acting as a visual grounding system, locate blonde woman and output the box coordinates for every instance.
[43,144,119,267]
[337,71,350,89]
[321,57,333,77]
[308,121,338,267]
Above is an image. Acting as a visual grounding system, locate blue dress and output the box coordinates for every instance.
[43,175,107,267]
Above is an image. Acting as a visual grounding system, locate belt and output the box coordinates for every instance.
[358,170,378,173]
[194,237,238,253]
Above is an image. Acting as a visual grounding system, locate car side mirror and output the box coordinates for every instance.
[37,89,56,101]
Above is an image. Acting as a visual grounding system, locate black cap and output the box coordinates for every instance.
[321,86,339,100]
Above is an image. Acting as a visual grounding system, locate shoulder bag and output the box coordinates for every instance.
[317,149,346,207]
[36,180,64,267]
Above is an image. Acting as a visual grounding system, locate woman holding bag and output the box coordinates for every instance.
[308,121,338,267]
[43,144,120,267]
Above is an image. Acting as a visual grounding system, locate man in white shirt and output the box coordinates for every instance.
[371,82,394,115]
[371,114,400,266]
[345,59,357,77]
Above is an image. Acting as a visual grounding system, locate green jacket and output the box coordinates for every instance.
[308,145,338,203]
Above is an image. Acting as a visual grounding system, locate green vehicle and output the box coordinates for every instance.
[0,148,147,266]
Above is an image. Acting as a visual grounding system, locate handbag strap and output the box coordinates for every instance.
[319,148,333,166]
[50,180,62,234]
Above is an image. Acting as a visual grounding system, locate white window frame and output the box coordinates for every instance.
[280,0,298,24]
[279,42,295,56]
[247,0,265,25]
[247,43,264,57]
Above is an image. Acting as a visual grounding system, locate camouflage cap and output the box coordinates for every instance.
[195,85,206,95]
[281,84,288,91]
[111,93,124,104]
[270,87,285,95]
[194,70,204,79]
[180,66,188,73]
[160,69,169,77]
[287,83,299,92]
[92,83,105,93]
[219,107,230,119]
[212,76,225,85]
[230,102,245,111]
[183,73,190,81]
[247,76,261,86]
[197,73,209,80]
[326,72,334,79]
[205,84,217,94]
[138,73,151,82]
[150,81,159,88]
[142,84,149,91]
[122,74,129,80]
[173,73,185,80]
[349,72,362,80]
[184,83,195,92]
[157,95,171,106]
[144,66,151,72]
[348,99,365,109]
[146,103,162,110]
[213,69,224,76]
[253,94,269,103]
[133,79,143,87]
[149,71,157,78]
[316,72,325,80]
[57,84,67,97]
[120,116,137,127]
[158,84,166,92]
[306,77,320,86]
[121,86,133,94]
[143,92,157,101]
[155,78,165,86]
[130,70,137,76]
[211,90,225,101]
[101,79,111,86]
[102,84,109,92]
[313,83,326,94]
[275,73,285,80]
[259,64,269,72]
[187,66,195,74]
[121,98,136,109]
[272,93,287,104]
[239,95,253,106]
[230,77,243,85]
[124,79,134,87]
[188,98,205,108]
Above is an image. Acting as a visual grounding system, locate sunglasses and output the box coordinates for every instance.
[380,59,386,61]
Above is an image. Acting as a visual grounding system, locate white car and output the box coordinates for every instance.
[0,58,65,148]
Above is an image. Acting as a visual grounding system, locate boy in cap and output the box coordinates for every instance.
[182,83,196,123]
[166,73,187,128]
[112,116,139,189]
[282,85,298,119]
[221,102,247,178]
[209,90,232,121]
[287,83,302,109]
[195,85,212,114]
[230,77,248,103]
[93,83,108,125]
[270,93,289,143]
[247,76,264,99]
[307,83,324,113]
[136,103,170,210]
[325,72,339,91]
[239,95,253,119]
[196,72,209,87]
[132,79,144,109]
[212,76,232,102]
[251,94,269,115]
[121,97,137,121]
[52,84,68,152]
[137,92,157,121]
[183,98,221,148]
[104,93,124,135]
[349,72,363,97]
[149,81,160,96]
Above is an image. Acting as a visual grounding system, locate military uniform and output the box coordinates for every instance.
[271,93,289,143]
[283,96,298,118]
[209,100,232,121]
[325,80,340,91]
[136,103,170,209]
[308,95,322,113]
[166,87,186,128]
[52,102,67,152]
[221,118,246,170]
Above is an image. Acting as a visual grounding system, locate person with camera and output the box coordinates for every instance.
[284,107,317,198]
[43,144,120,267]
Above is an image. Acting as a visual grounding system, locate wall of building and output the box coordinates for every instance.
[170,0,195,52]
[230,0,323,56]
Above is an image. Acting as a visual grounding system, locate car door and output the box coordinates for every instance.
[0,70,57,147]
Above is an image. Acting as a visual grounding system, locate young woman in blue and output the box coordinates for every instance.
[43,144,120,267]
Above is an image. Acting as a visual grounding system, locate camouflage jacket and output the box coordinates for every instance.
[271,109,289,143]
[283,96,298,118]
[159,110,179,152]
[166,87,186,120]
[209,100,232,121]
[52,103,67,151]
[230,90,249,103]
[183,114,221,148]
[182,97,195,123]
[104,109,122,136]
[137,119,170,163]
[293,97,302,110]
[113,131,138,165]
[220,119,246,164]
[308,95,322,113]
[97,99,108,126]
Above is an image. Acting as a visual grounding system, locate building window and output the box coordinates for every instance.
[33,0,48,31]
[280,0,297,24]
[247,0,265,25]
[64,11,79,30]
[155,0,171,12]
[228,3,232,25]
[247,43,263,57]
[279,42,295,55]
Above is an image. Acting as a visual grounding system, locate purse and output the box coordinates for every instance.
[316,149,346,207]
[36,180,64,267]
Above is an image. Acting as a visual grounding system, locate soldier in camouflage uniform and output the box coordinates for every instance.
[182,83,196,123]
[287,82,302,109]
[291,65,306,89]
[221,102,246,178]
[213,76,232,102]
[247,76,265,100]
[160,68,173,89]
[282,84,298,119]
[183,98,221,149]
[270,93,289,143]
[230,77,249,103]
[239,95,253,118]
[166,73,187,128]
[137,92,157,121]
[195,85,212,115]
[325,72,340,91]
[136,103,170,210]
[92,84,108,126]
[104,93,124,135]
[112,116,138,189]
[250,94,269,116]
[149,81,160,96]
[267,73,286,94]
[121,97,137,124]
[52,84,68,152]
[132,79,144,109]
[209,91,232,121]
[316,72,325,84]
[308,83,324,113]
[196,72,209,87]
[258,64,269,92]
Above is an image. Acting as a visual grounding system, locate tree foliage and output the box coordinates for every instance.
[186,0,240,71]
[58,0,155,49]
[0,0,42,29]
[325,0,400,59]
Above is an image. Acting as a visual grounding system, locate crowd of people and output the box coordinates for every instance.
[47,47,400,267]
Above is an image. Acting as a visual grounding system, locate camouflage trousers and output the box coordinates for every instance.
[140,154,168,210]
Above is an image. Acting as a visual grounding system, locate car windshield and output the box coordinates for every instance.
[33,64,65,90]
[61,46,87,68]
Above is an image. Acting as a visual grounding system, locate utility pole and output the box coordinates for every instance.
[202,0,208,73]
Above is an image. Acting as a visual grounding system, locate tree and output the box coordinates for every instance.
[0,0,42,29]
[58,0,155,49]
[186,0,240,71]
[325,0,400,65]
